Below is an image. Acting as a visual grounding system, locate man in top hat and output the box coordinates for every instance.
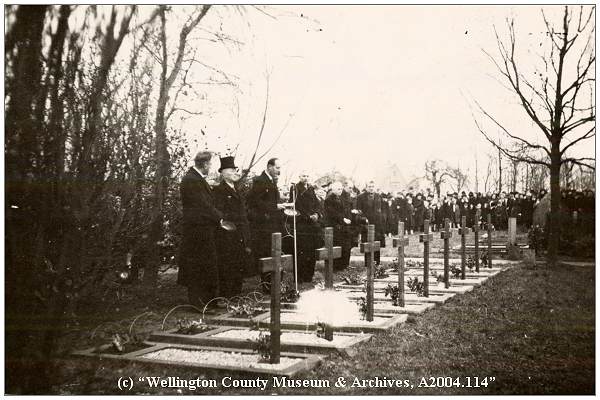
[213,156,251,298]
[178,151,226,306]
[246,157,287,291]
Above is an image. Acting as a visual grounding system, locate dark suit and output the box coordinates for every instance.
[213,181,251,298]
[324,192,352,271]
[290,182,323,282]
[177,167,223,304]
[246,171,282,288]
[356,191,386,265]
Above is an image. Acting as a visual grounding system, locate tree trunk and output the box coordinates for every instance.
[547,145,562,267]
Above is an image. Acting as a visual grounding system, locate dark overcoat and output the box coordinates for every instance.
[177,168,223,294]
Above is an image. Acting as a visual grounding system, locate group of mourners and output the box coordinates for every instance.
[177,151,595,307]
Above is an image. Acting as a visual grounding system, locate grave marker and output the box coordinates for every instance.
[458,215,471,280]
[258,233,294,364]
[440,218,453,288]
[487,214,493,269]
[359,224,380,321]
[419,219,434,297]
[315,227,342,289]
[508,217,517,245]
[392,221,410,307]
[474,209,480,273]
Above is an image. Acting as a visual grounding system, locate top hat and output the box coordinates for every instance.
[219,156,237,172]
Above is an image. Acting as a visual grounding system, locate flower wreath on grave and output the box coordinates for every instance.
[374,264,389,279]
[405,259,424,269]
[430,270,444,283]
[449,264,462,278]
[253,331,272,362]
[343,272,365,285]
[280,281,300,303]
[406,277,425,297]
[356,297,368,320]
[384,283,403,307]
[91,311,155,355]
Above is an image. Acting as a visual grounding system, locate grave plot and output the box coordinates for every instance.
[74,342,322,377]
[336,288,455,305]
[258,309,407,334]
[149,325,372,356]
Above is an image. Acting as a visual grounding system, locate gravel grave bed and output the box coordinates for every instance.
[141,348,299,371]
[210,329,356,346]
[274,312,390,325]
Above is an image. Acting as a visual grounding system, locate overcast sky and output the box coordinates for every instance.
[171,5,594,188]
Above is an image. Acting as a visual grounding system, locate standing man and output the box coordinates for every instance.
[213,156,251,298]
[246,158,286,291]
[178,151,225,306]
[357,181,386,265]
[289,172,323,283]
[324,181,352,271]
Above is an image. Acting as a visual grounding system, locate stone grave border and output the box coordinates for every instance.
[73,341,322,377]
[148,325,373,355]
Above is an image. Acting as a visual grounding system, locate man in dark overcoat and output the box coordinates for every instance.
[324,181,352,271]
[357,181,386,265]
[213,156,251,298]
[177,151,225,306]
[289,172,323,283]
[246,158,285,291]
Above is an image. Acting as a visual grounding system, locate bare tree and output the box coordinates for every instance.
[447,165,469,193]
[424,159,452,198]
[473,6,595,266]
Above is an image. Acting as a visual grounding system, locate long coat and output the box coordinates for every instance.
[246,171,282,264]
[177,168,223,296]
[324,192,352,270]
[356,191,386,247]
[213,181,251,296]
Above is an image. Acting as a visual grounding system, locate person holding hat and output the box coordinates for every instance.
[213,156,252,298]
[178,151,226,306]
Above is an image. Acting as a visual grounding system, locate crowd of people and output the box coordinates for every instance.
[178,151,595,306]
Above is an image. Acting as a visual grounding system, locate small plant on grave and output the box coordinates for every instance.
[430,270,444,283]
[315,322,334,341]
[343,272,365,285]
[356,297,368,320]
[280,281,300,303]
[107,332,146,354]
[228,297,266,318]
[253,331,272,362]
[374,264,389,279]
[405,260,424,270]
[466,255,476,271]
[449,264,462,278]
[384,283,403,306]
[175,317,211,335]
[406,277,425,297]
[481,251,489,268]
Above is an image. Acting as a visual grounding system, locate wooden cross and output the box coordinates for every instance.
[458,215,471,280]
[315,227,342,289]
[486,213,493,269]
[440,218,453,288]
[359,224,380,321]
[473,209,480,273]
[419,219,434,297]
[258,233,294,364]
[392,221,410,307]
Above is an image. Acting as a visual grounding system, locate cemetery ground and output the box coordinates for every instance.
[47,232,594,395]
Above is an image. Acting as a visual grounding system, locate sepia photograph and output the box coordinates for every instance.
[4,3,595,395]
